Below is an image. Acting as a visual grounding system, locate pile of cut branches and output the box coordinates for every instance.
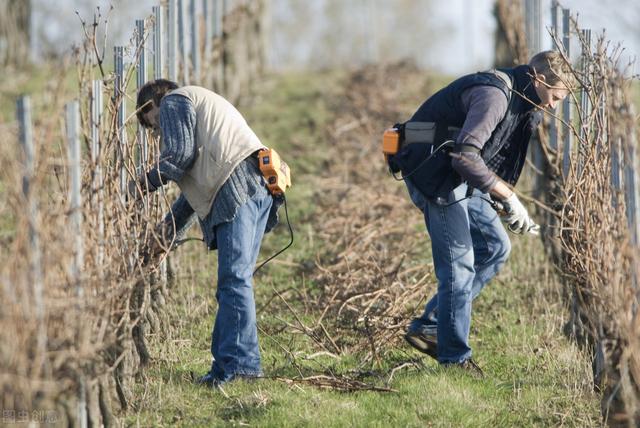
[304,63,438,363]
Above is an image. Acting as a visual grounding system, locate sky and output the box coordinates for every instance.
[32,0,639,75]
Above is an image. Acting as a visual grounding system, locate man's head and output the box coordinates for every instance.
[136,79,179,129]
[528,50,574,109]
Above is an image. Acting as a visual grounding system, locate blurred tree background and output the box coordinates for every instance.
[3,0,639,75]
[0,0,31,68]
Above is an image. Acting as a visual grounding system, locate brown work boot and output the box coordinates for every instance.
[442,358,485,379]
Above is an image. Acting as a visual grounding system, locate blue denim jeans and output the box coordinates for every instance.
[210,192,273,382]
[406,180,511,363]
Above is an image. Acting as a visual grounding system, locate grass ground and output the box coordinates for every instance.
[0,62,77,122]
[124,69,601,427]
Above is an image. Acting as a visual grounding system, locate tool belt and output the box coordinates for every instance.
[383,121,467,200]
[383,122,461,157]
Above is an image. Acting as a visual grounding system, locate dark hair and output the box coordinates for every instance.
[136,79,179,128]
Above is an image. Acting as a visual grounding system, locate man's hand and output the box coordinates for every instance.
[141,222,174,265]
[127,173,157,202]
[127,178,143,202]
[501,193,539,235]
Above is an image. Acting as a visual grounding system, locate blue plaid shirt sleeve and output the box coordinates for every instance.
[146,95,197,189]
[163,193,198,240]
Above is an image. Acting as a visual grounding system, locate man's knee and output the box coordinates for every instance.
[218,262,254,289]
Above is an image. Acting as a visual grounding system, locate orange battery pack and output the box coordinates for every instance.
[382,128,401,155]
[258,148,292,195]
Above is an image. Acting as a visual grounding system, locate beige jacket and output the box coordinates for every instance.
[167,86,265,219]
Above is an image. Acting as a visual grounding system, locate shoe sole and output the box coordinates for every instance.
[404,333,438,360]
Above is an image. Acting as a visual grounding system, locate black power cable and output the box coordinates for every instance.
[161,195,294,275]
[253,194,294,275]
[392,139,455,181]
[389,141,502,212]
[433,195,503,210]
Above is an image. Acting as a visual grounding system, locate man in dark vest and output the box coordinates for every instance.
[395,51,573,376]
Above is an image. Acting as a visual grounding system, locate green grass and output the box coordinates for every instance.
[0,62,78,123]
[125,70,601,427]
[132,241,599,427]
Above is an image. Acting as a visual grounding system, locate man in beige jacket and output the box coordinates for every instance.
[135,79,279,386]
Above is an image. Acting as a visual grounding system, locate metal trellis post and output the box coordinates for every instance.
[114,46,127,197]
[578,29,591,175]
[625,128,640,245]
[612,138,622,193]
[524,0,545,197]
[191,0,201,83]
[169,0,179,81]
[548,0,560,152]
[214,0,225,92]
[178,0,189,84]
[137,19,149,165]
[154,5,166,79]
[561,8,572,179]
[91,80,105,273]
[66,99,87,428]
[66,101,83,295]
[17,95,46,357]
[204,0,213,68]
[533,0,541,53]
[153,6,169,287]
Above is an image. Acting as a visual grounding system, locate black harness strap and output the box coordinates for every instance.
[434,122,451,147]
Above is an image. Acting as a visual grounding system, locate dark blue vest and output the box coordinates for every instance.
[392,65,542,200]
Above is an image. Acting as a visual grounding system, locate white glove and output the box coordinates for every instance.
[501,193,539,235]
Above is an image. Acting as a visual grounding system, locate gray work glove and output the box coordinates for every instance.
[501,193,540,235]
